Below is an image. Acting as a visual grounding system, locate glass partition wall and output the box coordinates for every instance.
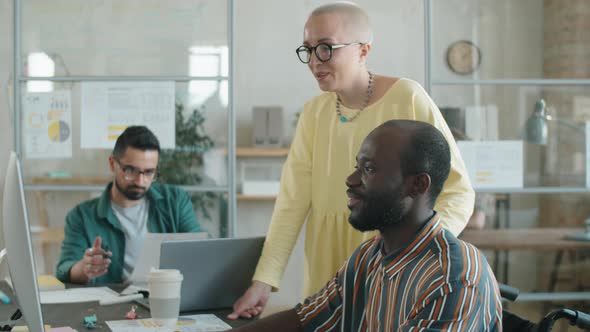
[425,0,590,322]
[11,0,237,274]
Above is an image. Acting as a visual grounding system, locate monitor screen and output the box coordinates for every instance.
[2,152,45,331]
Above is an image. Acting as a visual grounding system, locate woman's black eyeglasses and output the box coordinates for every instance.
[296,42,362,63]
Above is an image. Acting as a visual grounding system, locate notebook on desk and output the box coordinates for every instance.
[37,275,65,291]
[155,236,265,312]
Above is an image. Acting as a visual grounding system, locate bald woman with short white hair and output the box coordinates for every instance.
[229,1,475,320]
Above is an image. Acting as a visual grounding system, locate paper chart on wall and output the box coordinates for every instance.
[23,91,72,159]
[458,140,523,189]
[80,82,175,149]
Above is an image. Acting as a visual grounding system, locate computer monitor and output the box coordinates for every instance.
[2,152,45,331]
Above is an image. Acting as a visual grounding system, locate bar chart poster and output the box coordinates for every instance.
[23,91,72,159]
[80,82,175,149]
[458,140,523,189]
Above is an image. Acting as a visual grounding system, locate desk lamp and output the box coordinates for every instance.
[525,99,585,145]
[524,99,590,242]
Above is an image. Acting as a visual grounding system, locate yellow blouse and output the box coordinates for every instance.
[252,78,474,297]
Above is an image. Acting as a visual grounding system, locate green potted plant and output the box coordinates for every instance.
[158,103,226,235]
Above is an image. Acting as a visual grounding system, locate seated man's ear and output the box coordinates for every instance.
[407,173,431,198]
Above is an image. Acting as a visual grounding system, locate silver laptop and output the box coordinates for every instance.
[159,236,265,312]
[129,232,208,284]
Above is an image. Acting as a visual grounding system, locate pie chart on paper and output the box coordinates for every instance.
[48,120,71,143]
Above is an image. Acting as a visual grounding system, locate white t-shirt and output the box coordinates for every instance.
[111,199,149,281]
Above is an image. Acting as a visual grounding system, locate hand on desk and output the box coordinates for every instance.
[227,280,271,320]
[70,236,112,284]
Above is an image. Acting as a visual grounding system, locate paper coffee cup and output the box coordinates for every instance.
[148,269,183,327]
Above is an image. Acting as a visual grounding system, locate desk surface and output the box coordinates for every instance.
[0,283,252,331]
[459,227,590,250]
[42,301,247,331]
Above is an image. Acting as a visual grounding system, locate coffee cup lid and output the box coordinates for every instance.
[148,269,183,282]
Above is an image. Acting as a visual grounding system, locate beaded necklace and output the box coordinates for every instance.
[335,71,374,123]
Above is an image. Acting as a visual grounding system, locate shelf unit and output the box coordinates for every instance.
[26,146,290,201]
[235,147,289,200]
[424,0,590,193]
[236,188,590,202]
[430,79,590,87]
[423,0,590,301]
[235,147,289,157]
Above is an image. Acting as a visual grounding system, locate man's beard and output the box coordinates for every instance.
[348,188,406,232]
[114,179,146,200]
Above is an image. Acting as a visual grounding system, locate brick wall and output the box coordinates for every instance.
[538,0,590,293]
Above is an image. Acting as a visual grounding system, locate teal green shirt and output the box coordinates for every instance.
[56,182,200,284]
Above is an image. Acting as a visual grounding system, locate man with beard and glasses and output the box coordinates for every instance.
[56,126,200,284]
[233,120,502,332]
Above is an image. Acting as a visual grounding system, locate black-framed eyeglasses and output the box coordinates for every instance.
[296,42,362,63]
[115,159,159,181]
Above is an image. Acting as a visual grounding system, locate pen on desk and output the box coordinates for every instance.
[0,310,22,331]
[103,244,110,259]
[10,309,21,321]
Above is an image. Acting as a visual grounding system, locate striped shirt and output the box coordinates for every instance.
[295,216,502,331]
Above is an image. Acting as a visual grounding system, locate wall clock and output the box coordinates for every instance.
[446,40,481,75]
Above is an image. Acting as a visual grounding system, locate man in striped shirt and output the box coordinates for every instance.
[234,120,502,331]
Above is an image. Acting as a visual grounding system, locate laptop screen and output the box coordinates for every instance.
[159,236,265,312]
